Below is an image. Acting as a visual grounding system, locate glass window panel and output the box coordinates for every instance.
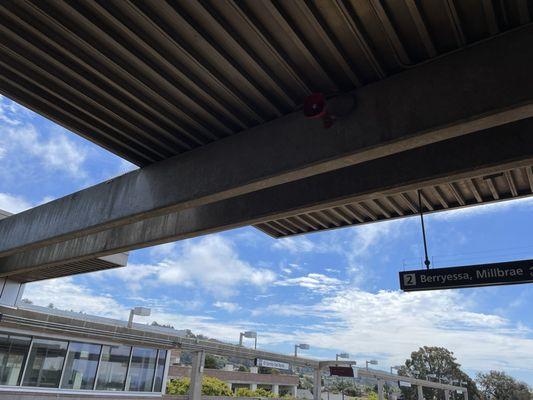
[61,342,101,390]
[0,334,31,386]
[95,345,131,391]
[22,338,68,388]
[153,350,167,392]
[126,347,157,392]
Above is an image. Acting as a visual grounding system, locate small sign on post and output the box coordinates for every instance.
[255,358,290,371]
[329,366,358,378]
[400,259,533,292]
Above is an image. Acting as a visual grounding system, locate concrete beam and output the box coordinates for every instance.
[1,119,533,278]
[1,26,533,257]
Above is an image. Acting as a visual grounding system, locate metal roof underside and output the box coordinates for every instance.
[254,165,533,238]
[1,0,532,166]
[12,257,124,283]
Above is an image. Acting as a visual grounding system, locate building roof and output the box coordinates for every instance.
[0,0,530,165]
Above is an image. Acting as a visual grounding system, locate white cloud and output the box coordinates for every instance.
[23,277,129,319]
[213,301,241,313]
[0,95,88,179]
[259,288,533,375]
[431,197,533,221]
[275,273,345,294]
[22,277,266,344]
[272,237,317,253]
[0,193,33,213]
[0,95,30,125]
[103,235,277,298]
[4,125,88,178]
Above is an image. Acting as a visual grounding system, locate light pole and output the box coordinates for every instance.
[365,360,378,370]
[390,365,402,374]
[127,306,151,328]
[239,331,257,349]
[294,343,310,357]
[336,352,349,361]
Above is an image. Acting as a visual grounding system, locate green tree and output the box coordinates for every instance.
[477,371,532,400]
[397,346,479,400]
[166,376,232,396]
[204,354,221,369]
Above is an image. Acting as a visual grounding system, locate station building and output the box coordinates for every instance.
[0,285,176,398]
[0,280,300,399]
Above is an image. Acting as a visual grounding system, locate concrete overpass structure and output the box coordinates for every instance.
[0,2,532,280]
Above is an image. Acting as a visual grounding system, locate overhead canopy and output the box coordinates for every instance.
[1,0,531,165]
[0,0,532,280]
[0,211,128,282]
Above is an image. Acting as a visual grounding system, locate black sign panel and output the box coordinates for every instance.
[399,259,533,291]
[329,366,355,377]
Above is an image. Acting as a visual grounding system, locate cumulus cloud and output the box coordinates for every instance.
[0,96,88,179]
[258,288,533,374]
[0,193,33,214]
[102,235,277,298]
[3,125,88,178]
[23,277,129,319]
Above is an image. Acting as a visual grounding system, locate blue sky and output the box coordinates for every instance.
[1,94,533,385]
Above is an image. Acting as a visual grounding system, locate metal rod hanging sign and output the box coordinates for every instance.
[417,190,431,269]
[400,259,533,291]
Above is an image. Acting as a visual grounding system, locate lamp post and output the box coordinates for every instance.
[336,353,349,361]
[127,306,151,328]
[294,343,310,357]
[239,331,257,349]
[390,365,402,374]
[365,360,378,370]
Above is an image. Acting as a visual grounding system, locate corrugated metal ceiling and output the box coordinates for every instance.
[1,0,531,165]
[254,165,533,237]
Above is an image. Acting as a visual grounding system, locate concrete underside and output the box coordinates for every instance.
[0,4,532,280]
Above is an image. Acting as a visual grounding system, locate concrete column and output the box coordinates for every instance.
[272,384,279,396]
[189,350,205,400]
[464,389,469,400]
[292,386,298,397]
[0,279,25,307]
[251,383,258,391]
[377,379,384,400]
[444,390,450,400]
[313,368,321,400]
[417,385,424,400]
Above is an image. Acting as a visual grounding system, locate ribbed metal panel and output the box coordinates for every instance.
[12,258,122,283]
[255,166,533,237]
[0,0,530,165]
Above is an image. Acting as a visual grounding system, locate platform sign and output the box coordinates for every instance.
[400,259,533,292]
[255,358,290,371]
[329,366,358,378]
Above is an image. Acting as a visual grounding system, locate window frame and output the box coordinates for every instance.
[0,331,167,393]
